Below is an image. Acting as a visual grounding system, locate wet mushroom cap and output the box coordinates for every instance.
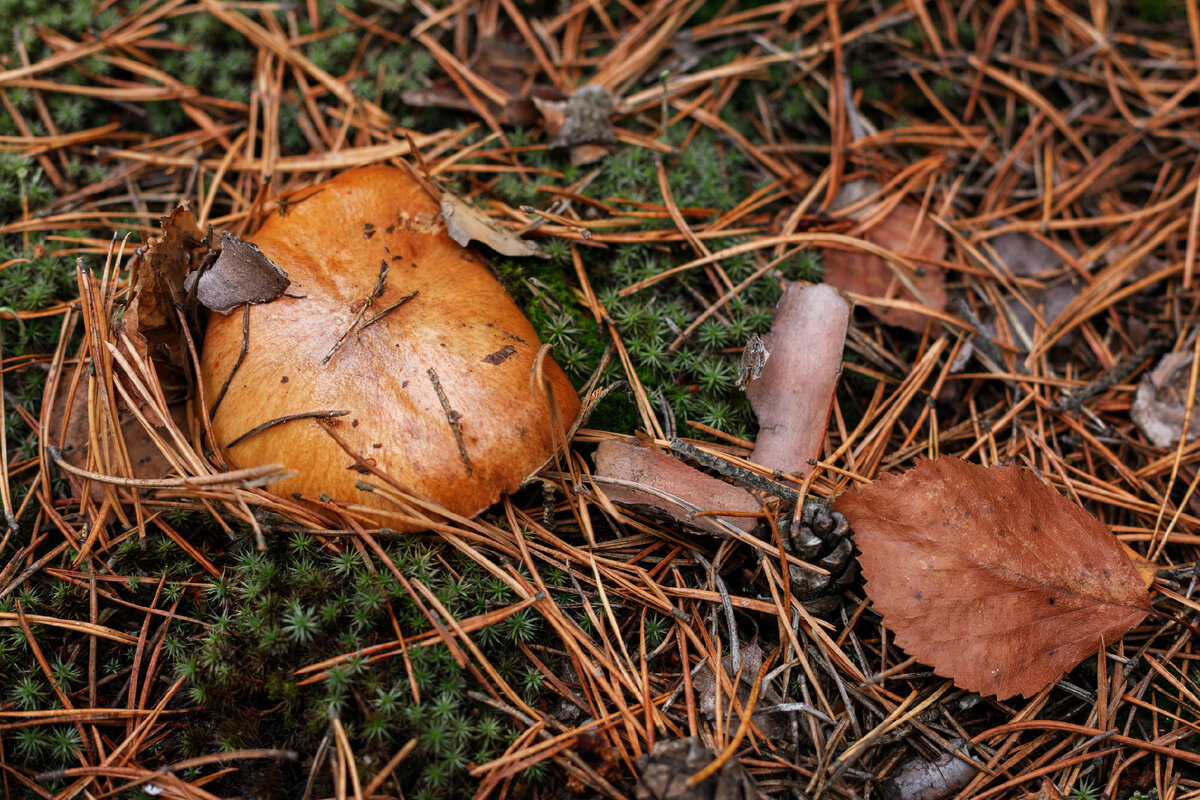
[200,165,579,526]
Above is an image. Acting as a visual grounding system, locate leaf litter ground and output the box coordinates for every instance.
[2,2,1200,799]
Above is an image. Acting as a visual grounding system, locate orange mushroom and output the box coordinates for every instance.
[200,165,579,527]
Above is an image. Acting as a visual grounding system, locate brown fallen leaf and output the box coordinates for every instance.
[743,282,850,476]
[881,740,977,800]
[440,192,543,258]
[189,231,290,315]
[48,360,184,505]
[122,203,205,371]
[115,204,207,426]
[634,738,768,800]
[982,227,1082,351]
[401,35,562,127]
[592,440,761,536]
[1131,347,1199,448]
[833,457,1152,700]
[533,85,616,165]
[689,641,788,740]
[823,180,947,333]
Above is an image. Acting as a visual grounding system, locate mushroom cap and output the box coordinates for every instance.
[200,165,579,526]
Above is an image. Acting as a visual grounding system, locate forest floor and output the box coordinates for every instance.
[1,1,1199,799]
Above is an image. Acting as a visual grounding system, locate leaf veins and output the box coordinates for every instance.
[834,457,1152,700]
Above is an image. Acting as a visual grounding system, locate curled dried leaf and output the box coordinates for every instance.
[1131,347,1199,448]
[440,192,543,258]
[190,231,290,315]
[834,457,1152,700]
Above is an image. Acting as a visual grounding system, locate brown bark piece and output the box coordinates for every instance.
[833,457,1152,700]
[743,282,850,476]
[593,440,761,536]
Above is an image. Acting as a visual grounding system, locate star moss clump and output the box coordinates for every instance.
[485,123,823,442]
[1,520,561,799]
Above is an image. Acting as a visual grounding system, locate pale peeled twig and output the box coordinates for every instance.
[743,282,851,477]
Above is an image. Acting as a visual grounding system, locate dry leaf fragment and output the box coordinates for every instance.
[48,360,183,505]
[743,283,850,476]
[834,457,1152,700]
[635,738,768,800]
[533,84,616,164]
[1131,347,1200,448]
[881,740,977,800]
[982,227,1082,351]
[690,641,788,739]
[823,180,947,333]
[592,440,761,536]
[122,203,205,371]
[440,192,543,258]
[190,231,290,315]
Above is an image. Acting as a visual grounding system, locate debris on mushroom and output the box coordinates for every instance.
[743,282,850,477]
[440,191,544,257]
[188,231,290,315]
[200,165,579,528]
[592,439,761,536]
[822,178,947,333]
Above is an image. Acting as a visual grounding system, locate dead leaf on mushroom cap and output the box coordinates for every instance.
[822,179,948,333]
[440,192,543,258]
[833,457,1151,700]
[190,231,290,315]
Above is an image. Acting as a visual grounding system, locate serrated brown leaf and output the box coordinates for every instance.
[833,457,1151,700]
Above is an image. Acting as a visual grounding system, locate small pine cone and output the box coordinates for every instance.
[787,499,858,616]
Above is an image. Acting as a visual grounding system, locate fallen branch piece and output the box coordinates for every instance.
[743,282,850,476]
[592,440,761,536]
